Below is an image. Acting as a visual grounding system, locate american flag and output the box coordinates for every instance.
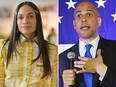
[58,0,116,53]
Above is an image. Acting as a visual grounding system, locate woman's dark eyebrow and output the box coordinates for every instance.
[17,12,35,16]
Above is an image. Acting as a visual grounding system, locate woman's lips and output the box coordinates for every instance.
[22,26,31,29]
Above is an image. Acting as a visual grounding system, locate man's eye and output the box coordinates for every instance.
[77,14,82,18]
[87,13,92,17]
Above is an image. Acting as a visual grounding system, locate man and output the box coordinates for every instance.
[59,1,116,87]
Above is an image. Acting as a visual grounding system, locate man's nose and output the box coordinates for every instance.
[81,16,87,22]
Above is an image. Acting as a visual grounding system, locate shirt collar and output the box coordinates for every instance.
[79,35,100,52]
[20,34,38,44]
[91,35,99,49]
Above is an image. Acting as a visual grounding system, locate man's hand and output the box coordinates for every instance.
[62,69,76,87]
[74,49,107,77]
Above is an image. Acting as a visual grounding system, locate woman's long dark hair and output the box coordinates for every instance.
[4,1,51,78]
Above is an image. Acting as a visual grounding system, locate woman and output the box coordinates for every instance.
[0,1,58,87]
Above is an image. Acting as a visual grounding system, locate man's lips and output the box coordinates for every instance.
[80,26,90,29]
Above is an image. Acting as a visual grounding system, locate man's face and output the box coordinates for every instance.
[73,2,101,40]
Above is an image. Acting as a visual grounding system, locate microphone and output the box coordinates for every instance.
[67,52,75,69]
[67,52,76,87]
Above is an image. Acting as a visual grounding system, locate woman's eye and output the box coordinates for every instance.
[17,16,23,20]
[29,15,34,18]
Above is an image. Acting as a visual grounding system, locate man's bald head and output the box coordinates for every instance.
[74,2,100,19]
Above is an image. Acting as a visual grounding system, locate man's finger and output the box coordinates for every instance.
[78,56,89,61]
[97,49,101,56]
[97,49,102,60]
[63,70,75,74]
[74,61,86,65]
[74,64,84,68]
[76,69,86,74]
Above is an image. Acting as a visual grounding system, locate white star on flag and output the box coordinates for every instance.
[111,12,116,21]
[95,0,106,8]
[65,0,77,9]
[58,16,63,24]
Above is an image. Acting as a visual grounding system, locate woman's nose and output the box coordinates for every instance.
[23,17,29,24]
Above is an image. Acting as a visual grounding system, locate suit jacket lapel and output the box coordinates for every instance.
[92,36,106,87]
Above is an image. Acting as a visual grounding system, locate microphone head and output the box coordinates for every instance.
[67,52,75,59]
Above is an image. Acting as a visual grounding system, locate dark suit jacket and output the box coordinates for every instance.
[59,36,116,87]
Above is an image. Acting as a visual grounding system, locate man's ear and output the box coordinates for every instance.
[73,20,76,29]
[98,17,102,27]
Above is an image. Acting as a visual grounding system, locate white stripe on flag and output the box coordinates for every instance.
[58,44,74,54]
